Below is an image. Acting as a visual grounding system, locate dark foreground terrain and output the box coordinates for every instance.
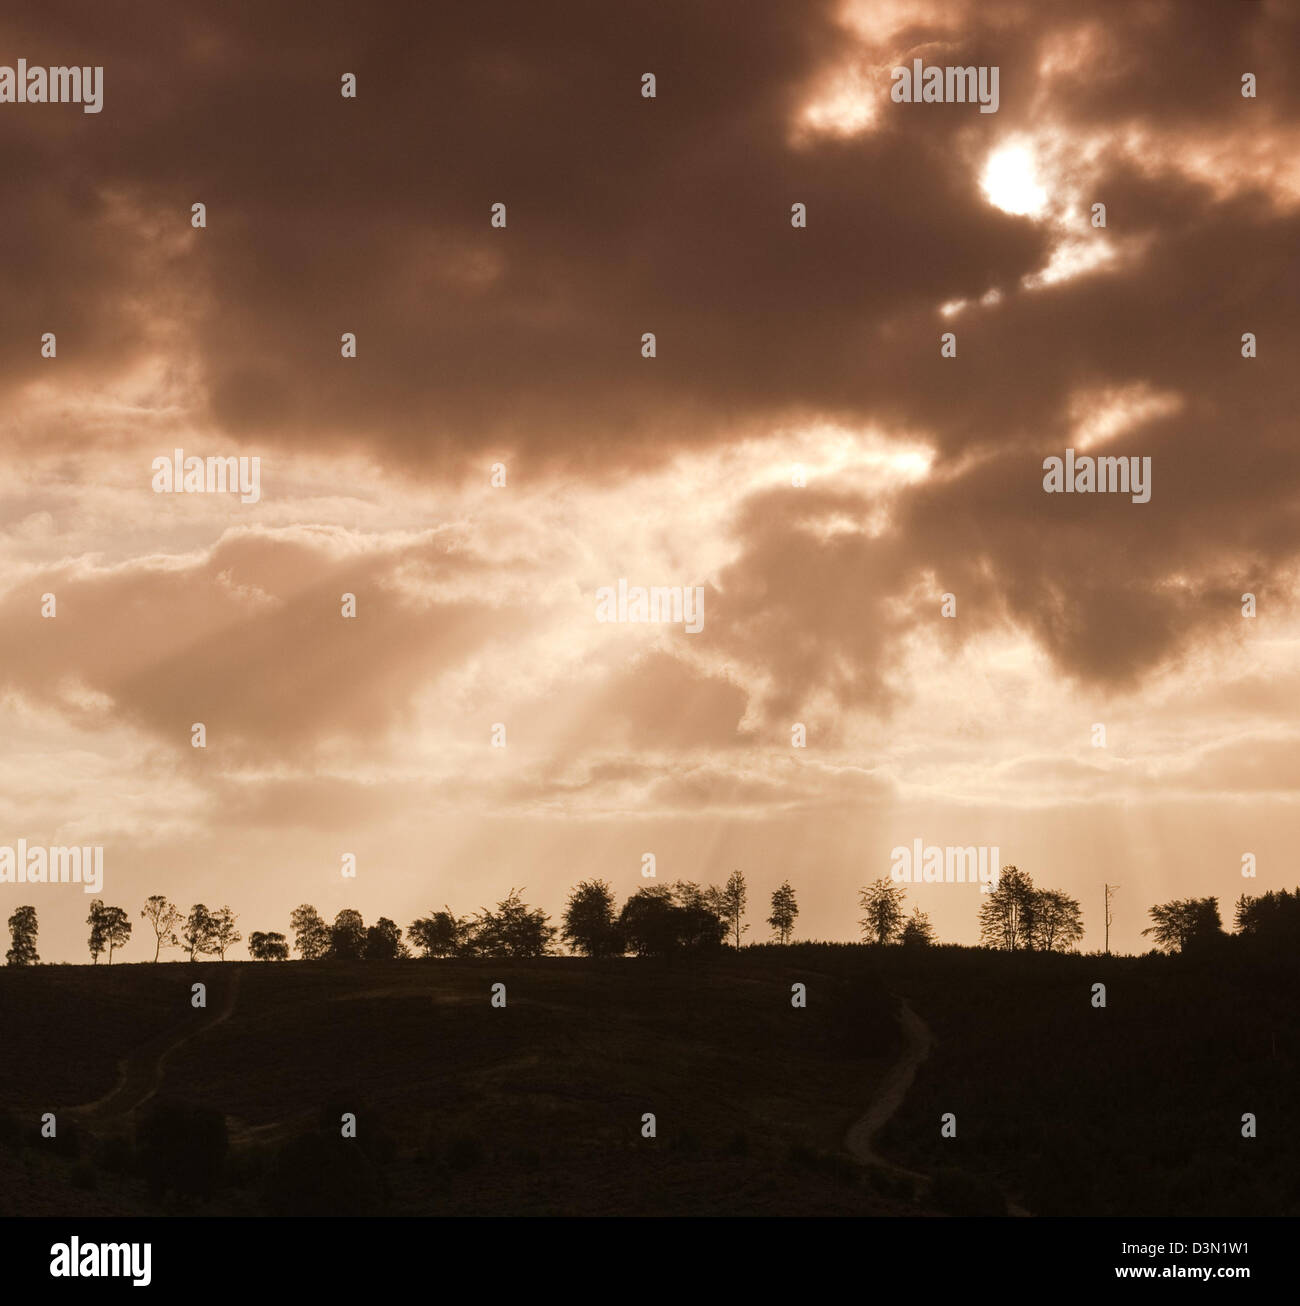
[0,945,1294,1216]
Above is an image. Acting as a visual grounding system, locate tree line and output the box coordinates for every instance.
[1,871,786,964]
[6,871,1298,965]
[854,865,1084,951]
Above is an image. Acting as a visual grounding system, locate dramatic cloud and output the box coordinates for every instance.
[1,0,1297,959]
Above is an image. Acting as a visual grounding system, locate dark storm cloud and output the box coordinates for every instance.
[1,0,1296,716]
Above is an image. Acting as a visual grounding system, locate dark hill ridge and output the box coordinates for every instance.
[1,945,1295,1216]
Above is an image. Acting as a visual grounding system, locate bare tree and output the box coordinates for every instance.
[209,906,242,960]
[141,895,182,962]
[716,869,749,948]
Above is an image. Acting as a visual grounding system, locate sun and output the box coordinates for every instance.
[981,144,1048,217]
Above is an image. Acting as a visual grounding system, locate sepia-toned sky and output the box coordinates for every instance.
[2,0,1297,961]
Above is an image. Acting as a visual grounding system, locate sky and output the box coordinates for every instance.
[1,0,1297,961]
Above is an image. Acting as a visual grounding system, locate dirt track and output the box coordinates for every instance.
[67,969,242,1122]
[845,995,1031,1216]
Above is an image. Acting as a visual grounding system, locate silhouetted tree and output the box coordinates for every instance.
[364,916,406,960]
[248,931,290,961]
[561,880,620,956]
[1235,888,1300,949]
[141,895,181,962]
[407,909,466,958]
[181,904,217,961]
[619,886,678,957]
[290,904,331,960]
[978,866,1036,950]
[1143,897,1224,954]
[673,888,729,951]
[900,906,935,947]
[1234,892,1255,933]
[6,905,38,966]
[618,884,726,956]
[1029,889,1084,952]
[859,877,906,945]
[104,905,132,962]
[330,909,367,960]
[674,880,714,912]
[767,880,798,944]
[466,889,555,958]
[210,906,242,960]
[86,901,131,963]
[714,869,749,948]
[87,899,107,963]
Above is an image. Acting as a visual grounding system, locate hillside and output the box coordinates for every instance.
[1,944,1293,1217]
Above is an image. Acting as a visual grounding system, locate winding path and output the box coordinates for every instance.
[67,969,243,1122]
[845,994,1031,1217]
[844,997,933,1180]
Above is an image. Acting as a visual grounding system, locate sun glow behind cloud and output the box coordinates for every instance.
[981,144,1048,217]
